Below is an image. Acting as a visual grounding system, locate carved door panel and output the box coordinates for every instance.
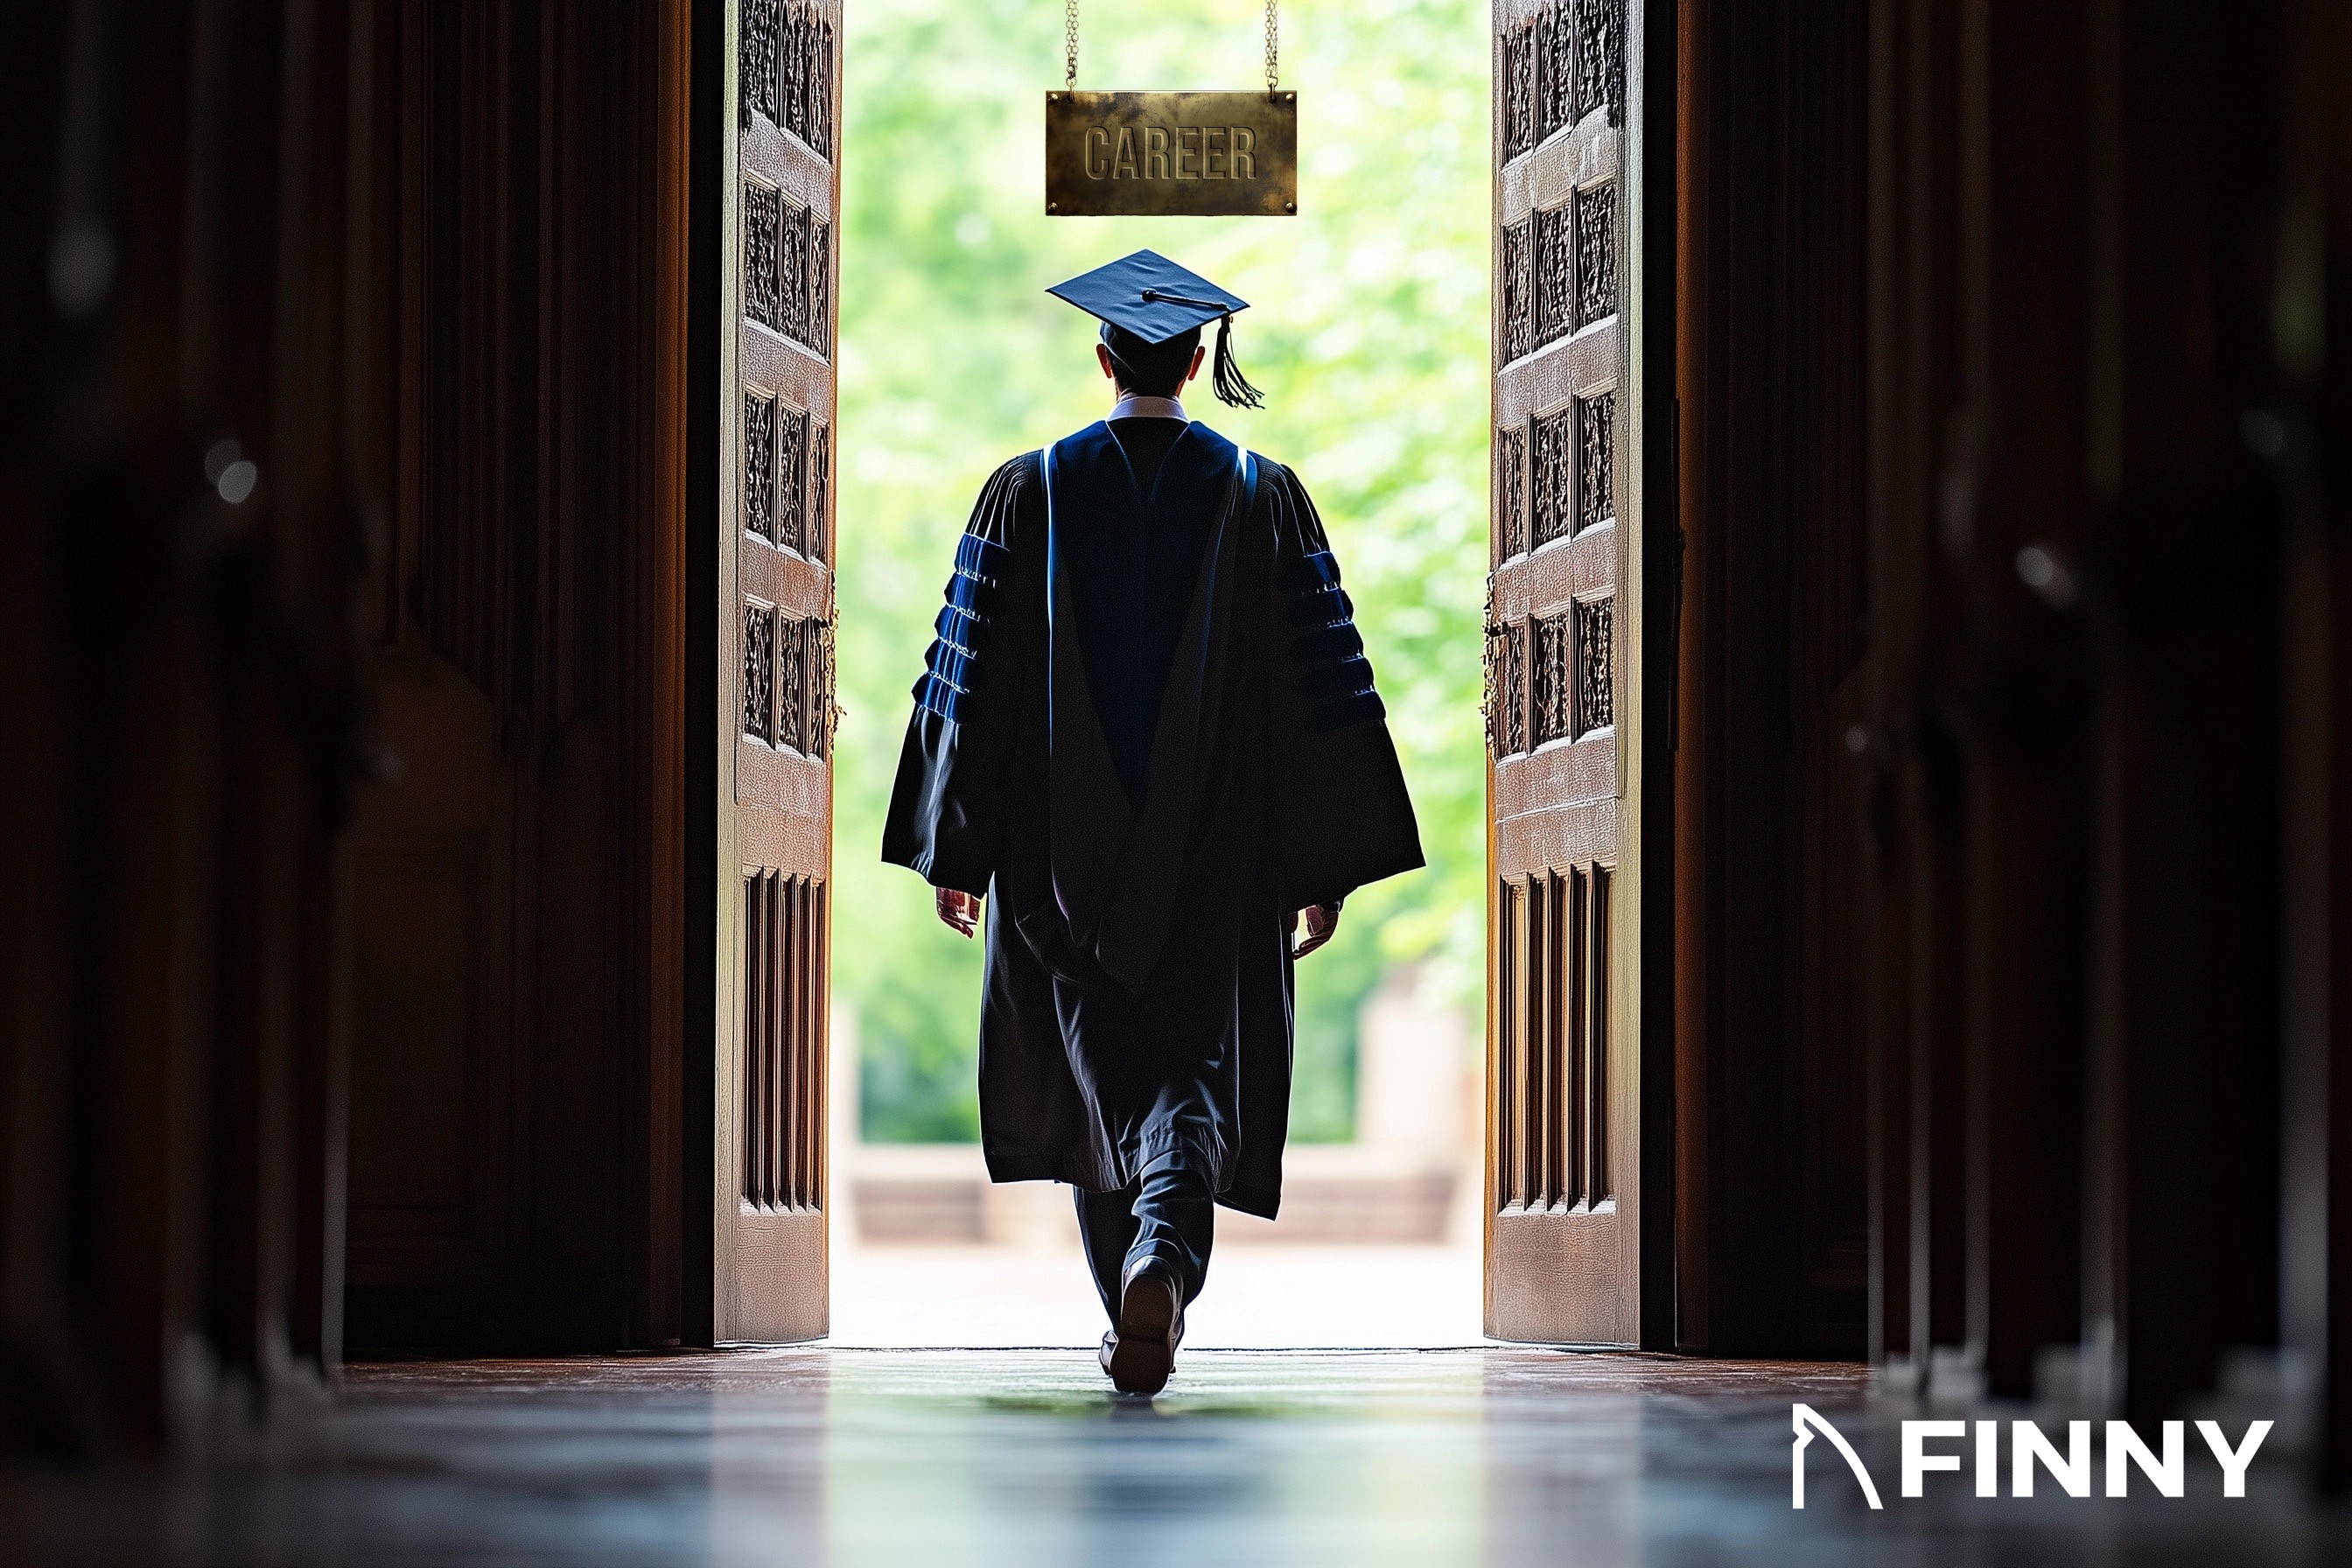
[713,0,840,1342]
[1484,0,1654,1344]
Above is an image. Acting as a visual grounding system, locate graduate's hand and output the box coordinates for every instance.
[935,887,982,938]
[1292,902,1341,959]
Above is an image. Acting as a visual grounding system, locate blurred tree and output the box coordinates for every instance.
[838,0,1488,1144]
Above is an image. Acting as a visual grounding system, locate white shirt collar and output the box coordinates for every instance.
[1108,393,1186,422]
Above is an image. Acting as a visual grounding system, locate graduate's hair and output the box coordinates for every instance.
[1099,321,1202,398]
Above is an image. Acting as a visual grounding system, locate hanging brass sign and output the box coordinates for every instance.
[1046,0,1297,217]
[1046,91,1298,217]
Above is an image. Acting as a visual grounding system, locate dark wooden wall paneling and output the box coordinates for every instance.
[1856,0,2347,1476]
[341,0,690,1355]
[1679,5,2352,1482]
[2300,0,2352,1489]
[3,0,694,1446]
[1673,0,1872,1358]
[1863,0,2104,1406]
[1858,0,1975,1384]
[3,0,387,1446]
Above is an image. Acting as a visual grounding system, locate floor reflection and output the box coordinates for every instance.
[6,1349,2344,1566]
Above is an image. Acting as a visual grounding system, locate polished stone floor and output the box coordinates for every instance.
[8,1349,2347,1566]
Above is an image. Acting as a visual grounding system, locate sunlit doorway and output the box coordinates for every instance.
[822,0,1492,1348]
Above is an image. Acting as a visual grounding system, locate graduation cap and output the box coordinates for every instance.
[1046,249,1264,410]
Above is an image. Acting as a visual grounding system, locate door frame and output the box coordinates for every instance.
[1482,0,1679,1351]
[684,0,839,1348]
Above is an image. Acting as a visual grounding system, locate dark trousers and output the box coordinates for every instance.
[1073,1152,1214,1323]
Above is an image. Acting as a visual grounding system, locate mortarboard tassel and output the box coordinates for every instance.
[1137,288,1264,410]
[1211,312,1264,410]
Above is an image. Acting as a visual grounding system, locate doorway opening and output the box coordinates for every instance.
[822,0,1493,1347]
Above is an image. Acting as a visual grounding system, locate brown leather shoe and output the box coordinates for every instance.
[1105,1263,1182,1396]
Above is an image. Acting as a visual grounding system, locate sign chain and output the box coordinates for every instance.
[1058,4,1280,97]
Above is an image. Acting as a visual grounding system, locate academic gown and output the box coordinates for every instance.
[881,417,1422,1218]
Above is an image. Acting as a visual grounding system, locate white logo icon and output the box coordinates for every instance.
[1792,1404,1884,1510]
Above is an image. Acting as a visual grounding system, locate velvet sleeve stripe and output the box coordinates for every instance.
[1308,690,1387,732]
[943,569,1003,619]
[910,672,976,723]
[1298,655,1378,704]
[1289,623,1364,665]
[955,532,1012,581]
[1277,550,1345,593]
[924,641,985,693]
[934,604,989,654]
[1283,584,1354,631]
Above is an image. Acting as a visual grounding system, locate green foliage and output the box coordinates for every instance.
[837,0,1490,1144]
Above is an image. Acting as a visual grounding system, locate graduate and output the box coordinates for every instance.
[882,250,1423,1395]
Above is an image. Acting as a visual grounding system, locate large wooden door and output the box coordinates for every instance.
[1483,0,1662,1345]
[345,1,695,1354]
[710,0,841,1342]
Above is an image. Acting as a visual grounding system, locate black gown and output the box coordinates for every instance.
[881,416,1422,1218]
